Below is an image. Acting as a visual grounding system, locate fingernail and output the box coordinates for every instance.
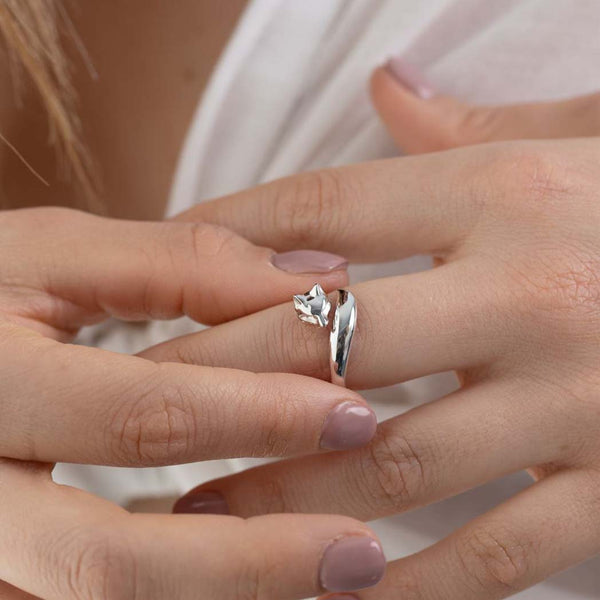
[320,402,377,451]
[320,537,386,592]
[322,595,359,600]
[172,491,229,515]
[272,250,348,274]
[384,56,435,99]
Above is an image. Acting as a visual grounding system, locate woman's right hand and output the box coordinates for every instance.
[0,207,383,599]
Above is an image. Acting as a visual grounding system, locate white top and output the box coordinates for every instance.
[56,1,600,596]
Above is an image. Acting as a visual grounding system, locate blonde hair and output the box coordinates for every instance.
[0,0,99,209]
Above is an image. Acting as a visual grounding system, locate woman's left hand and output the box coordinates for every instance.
[141,74,600,599]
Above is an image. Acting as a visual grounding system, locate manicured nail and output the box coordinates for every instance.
[322,595,359,600]
[320,537,386,592]
[172,491,229,515]
[272,250,348,274]
[320,402,377,451]
[384,56,435,99]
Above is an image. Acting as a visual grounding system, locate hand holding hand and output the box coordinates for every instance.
[0,207,382,599]
[147,77,600,599]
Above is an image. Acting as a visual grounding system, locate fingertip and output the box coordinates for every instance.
[370,59,435,115]
[369,65,389,100]
[370,63,437,154]
[320,401,377,451]
[369,65,404,114]
[172,490,229,515]
[371,62,464,154]
[320,535,386,593]
[383,56,436,99]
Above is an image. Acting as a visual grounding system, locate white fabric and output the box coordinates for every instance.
[56,0,600,596]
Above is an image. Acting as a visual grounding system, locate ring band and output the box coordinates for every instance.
[329,289,357,387]
[293,284,357,387]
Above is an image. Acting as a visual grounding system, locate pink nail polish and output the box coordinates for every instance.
[320,537,386,592]
[320,402,377,451]
[272,250,348,274]
[384,56,435,99]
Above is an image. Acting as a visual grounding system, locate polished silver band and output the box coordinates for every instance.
[329,289,357,387]
[293,284,357,387]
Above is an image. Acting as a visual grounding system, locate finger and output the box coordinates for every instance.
[371,58,600,154]
[0,323,376,465]
[140,260,517,389]
[0,462,385,600]
[172,378,579,521]
[173,137,513,262]
[341,469,600,600]
[0,207,348,333]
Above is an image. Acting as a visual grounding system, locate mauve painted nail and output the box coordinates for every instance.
[272,250,348,274]
[320,402,377,450]
[320,537,386,592]
[172,491,229,515]
[385,56,435,99]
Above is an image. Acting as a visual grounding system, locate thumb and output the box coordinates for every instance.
[371,56,600,154]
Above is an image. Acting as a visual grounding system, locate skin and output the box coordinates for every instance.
[1,5,382,592]
[1,2,600,596]
[0,0,247,219]
[143,70,600,599]
[0,206,387,599]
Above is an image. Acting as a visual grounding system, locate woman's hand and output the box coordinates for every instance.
[142,83,600,598]
[0,207,384,599]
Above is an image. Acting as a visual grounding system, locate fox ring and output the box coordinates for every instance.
[293,284,357,387]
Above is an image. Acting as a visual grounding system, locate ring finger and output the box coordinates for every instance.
[140,257,520,388]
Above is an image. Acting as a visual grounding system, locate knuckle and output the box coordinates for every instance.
[481,145,600,321]
[51,524,138,600]
[454,524,531,593]
[107,371,199,465]
[176,222,247,324]
[162,221,240,265]
[506,243,600,321]
[492,146,576,212]
[359,425,428,512]
[185,221,241,260]
[251,380,305,457]
[273,170,346,247]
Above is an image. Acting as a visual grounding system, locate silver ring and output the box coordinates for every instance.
[293,284,357,387]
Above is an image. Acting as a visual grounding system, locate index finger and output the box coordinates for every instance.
[175,143,505,261]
